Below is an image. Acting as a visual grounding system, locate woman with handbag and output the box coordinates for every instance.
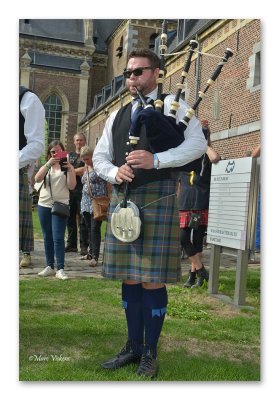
[178,121,221,288]
[34,140,76,280]
[79,145,109,267]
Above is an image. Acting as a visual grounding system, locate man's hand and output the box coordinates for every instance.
[126,150,154,169]
[115,164,135,184]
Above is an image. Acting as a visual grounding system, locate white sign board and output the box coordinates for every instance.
[207,158,253,250]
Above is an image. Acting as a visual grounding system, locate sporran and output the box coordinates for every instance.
[111,200,142,242]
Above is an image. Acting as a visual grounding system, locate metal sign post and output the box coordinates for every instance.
[207,157,258,306]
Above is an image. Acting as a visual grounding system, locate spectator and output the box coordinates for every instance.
[19,86,45,268]
[65,133,89,255]
[35,140,76,280]
[178,121,220,288]
[79,145,109,266]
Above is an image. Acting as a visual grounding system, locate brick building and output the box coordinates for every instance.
[19,19,261,158]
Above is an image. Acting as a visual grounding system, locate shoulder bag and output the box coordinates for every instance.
[86,167,110,221]
[49,172,70,218]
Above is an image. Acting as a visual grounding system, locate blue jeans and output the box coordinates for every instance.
[38,205,68,269]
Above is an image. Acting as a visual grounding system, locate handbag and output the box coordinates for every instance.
[86,167,110,221]
[51,201,70,218]
[48,172,70,218]
[92,196,110,221]
[188,212,201,230]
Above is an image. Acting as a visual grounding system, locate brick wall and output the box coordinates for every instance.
[212,131,260,159]
[31,71,81,151]
[163,19,261,159]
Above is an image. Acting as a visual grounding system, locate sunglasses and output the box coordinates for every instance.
[123,66,153,79]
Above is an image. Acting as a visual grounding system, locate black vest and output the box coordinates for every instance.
[112,102,174,189]
[19,86,33,150]
[178,154,212,210]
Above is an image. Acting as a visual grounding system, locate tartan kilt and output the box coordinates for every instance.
[102,179,181,283]
[19,169,34,252]
[179,209,208,228]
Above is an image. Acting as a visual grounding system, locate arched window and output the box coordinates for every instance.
[44,95,62,144]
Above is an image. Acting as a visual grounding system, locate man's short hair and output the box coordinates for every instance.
[74,132,86,141]
[128,48,160,69]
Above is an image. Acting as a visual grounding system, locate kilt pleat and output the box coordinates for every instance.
[102,179,181,283]
[19,170,34,252]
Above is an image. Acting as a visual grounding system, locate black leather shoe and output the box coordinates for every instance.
[191,265,209,288]
[101,340,141,370]
[80,247,88,256]
[137,350,158,378]
[183,271,196,288]
[65,245,78,253]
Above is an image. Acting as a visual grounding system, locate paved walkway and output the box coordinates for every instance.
[19,240,260,280]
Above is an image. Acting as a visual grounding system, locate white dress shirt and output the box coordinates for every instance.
[93,88,207,184]
[19,91,45,169]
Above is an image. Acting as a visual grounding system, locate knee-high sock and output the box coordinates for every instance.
[122,283,144,355]
[142,286,168,358]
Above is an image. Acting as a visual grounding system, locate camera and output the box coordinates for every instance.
[55,151,68,171]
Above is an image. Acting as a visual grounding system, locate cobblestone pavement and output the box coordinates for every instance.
[19,240,260,280]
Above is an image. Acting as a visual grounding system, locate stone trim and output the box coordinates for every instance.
[211,120,261,142]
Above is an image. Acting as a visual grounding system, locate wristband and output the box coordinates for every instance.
[153,153,160,169]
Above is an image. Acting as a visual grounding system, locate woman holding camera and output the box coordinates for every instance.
[34,140,76,280]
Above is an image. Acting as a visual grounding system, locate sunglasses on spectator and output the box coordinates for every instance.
[123,66,153,79]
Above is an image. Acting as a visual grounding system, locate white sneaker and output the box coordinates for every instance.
[38,266,55,277]
[56,269,69,280]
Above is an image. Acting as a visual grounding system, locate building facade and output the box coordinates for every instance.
[19,19,261,158]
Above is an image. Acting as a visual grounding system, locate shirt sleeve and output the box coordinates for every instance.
[93,95,208,178]
[156,95,208,168]
[93,110,120,184]
[19,91,45,169]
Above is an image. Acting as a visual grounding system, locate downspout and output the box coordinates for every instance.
[194,33,202,117]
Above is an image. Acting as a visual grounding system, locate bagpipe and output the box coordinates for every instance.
[111,20,233,243]
[129,20,233,170]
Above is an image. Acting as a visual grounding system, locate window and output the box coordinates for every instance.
[112,75,124,95]
[44,95,62,144]
[253,51,261,86]
[149,33,158,50]
[116,36,123,58]
[102,84,112,103]
[94,93,103,110]
[177,20,197,43]
[247,42,261,92]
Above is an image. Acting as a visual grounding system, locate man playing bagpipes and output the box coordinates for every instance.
[93,47,207,378]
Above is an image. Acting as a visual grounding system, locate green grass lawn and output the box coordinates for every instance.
[19,268,260,381]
